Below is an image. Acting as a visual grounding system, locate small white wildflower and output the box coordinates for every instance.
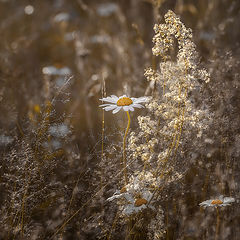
[97,3,118,17]
[0,134,14,146]
[99,95,148,114]
[42,66,71,76]
[54,12,70,23]
[48,123,70,138]
[123,190,154,215]
[199,196,235,208]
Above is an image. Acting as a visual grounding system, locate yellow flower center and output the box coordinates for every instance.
[134,198,148,207]
[117,97,133,106]
[120,187,127,193]
[211,199,223,205]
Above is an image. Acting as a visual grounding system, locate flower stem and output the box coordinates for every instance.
[123,111,130,185]
[215,207,220,240]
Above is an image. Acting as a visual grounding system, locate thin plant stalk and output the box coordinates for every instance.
[123,111,131,185]
[101,76,106,194]
[215,207,220,240]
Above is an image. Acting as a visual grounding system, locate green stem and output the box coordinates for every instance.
[123,111,131,185]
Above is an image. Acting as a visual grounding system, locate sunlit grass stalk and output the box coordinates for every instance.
[100,76,106,230]
[123,111,131,185]
[101,75,106,192]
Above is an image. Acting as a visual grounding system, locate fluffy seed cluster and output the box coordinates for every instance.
[129,10,212,174]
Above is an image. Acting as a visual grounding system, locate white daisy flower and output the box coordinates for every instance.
[99,95,149,114]
[123,190,155,215]
[199,195,235,208]
[107,189,154,215]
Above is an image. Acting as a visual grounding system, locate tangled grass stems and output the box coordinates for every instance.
[5,76,74,239]
[57,174,84,238]
[106,211,120,240]
[19,154,32,237]
[6,183,17,239]
[126,215,135,240]
[8,194,21,240]
[20,185,28,237]
[51,154,144,238]
[124,214,142,240]
[66,175,81,214]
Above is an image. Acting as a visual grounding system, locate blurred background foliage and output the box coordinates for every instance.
[0,0,239,139]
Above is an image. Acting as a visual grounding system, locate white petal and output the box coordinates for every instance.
[218,195,224,201]
[128,106,134,111]
[142,191,153,201]
[99,97,118,104]
[123,205,135,215]
[199,200,212,206]
[133,97,149,104]
[112,106,121,114]
[221,203,230,206]
[110,95,119,100]
[107,195,121,201]
[124,193,134,202]
[123,106,130,111]
[104,105,117,111]
[224,197,235,203]
[132,103,144,108]
[99,103,112,107]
